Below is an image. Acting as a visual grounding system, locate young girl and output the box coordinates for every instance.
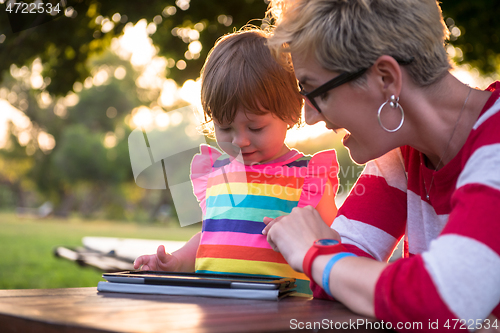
[134,28,339,294]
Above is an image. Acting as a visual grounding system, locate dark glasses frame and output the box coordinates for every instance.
[299,57,414,113]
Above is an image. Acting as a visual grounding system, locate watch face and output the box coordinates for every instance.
[315,239,339,246]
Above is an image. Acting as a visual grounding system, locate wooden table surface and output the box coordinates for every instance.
[0,288,392,332]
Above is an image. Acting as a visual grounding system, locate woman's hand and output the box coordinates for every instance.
[262,206,341,272]
[133,245,180,271]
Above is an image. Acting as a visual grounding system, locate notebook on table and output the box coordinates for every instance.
[97,270,296,301]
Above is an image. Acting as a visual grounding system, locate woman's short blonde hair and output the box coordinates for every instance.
[267,0,451,86]
[200,27,302,134]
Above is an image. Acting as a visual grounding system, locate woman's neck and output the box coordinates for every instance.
[402,73,489,170]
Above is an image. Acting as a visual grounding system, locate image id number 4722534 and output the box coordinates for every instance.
[5,1,61,15]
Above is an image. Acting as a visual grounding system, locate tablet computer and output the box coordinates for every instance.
[102,271,296,290]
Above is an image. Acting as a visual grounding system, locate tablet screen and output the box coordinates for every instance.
[102,271,295,290]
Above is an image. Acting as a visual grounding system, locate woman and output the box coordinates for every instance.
[262,0,500,330]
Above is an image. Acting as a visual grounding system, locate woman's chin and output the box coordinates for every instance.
[345,148,371,166]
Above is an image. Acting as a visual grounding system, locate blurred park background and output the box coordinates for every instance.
[0,0,499,289]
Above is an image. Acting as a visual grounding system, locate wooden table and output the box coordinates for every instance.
[0,288,392,332]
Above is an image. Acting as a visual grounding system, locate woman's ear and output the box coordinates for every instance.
[371,55,403,99]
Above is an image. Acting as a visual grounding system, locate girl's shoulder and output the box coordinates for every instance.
[190,145,223,189]
[306,149,338,167]
[261,148,338,169]
[302,149,339,182]
[213,153,232,168]
[296,149,340,214]
[286,149,338,169]
[191,144,227,169]
[280,149,339,184]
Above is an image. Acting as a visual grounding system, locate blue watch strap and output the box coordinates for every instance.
[322,252,357,297]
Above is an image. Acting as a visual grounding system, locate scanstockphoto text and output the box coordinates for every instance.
[290,317,499,331]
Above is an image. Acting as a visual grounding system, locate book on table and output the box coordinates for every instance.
[97,270,296,301]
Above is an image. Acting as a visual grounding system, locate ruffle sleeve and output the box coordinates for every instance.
[190,144,222,216]
[297,149,339,208]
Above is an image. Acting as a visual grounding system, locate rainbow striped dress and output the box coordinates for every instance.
[190,145,338,294]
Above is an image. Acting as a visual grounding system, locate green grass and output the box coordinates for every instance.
[0,212,201,289]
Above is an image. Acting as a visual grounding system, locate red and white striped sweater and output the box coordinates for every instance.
[316,82,500,331]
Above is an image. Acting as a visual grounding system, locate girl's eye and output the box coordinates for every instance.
[218,127,231,132]
[249,127,263,132]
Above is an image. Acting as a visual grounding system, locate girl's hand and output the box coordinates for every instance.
[133,245,180,271]
[263,206,340,272]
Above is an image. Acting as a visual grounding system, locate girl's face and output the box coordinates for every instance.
[214,107,291,165]
[291,52,392,165]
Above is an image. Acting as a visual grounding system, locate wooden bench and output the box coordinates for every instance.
[54,237,186,272]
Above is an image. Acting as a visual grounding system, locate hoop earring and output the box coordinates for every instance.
[377,95,404,133]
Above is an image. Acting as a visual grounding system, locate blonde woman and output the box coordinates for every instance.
[263,0,500,330]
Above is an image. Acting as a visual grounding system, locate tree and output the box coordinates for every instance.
[440,1,500,74]
[0,123,34,207]
[0,0,269,96]
[0,50,142,216]
[0,0,270,218]
[1,1,499,96]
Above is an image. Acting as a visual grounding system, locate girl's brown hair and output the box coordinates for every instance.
[200,27,302,134]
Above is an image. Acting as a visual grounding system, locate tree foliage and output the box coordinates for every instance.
[0,0,269,96]
[0,0,499,96]
[440,1,500,74]
[0,50,142,216]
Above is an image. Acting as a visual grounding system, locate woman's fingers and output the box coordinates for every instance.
[262,215,284,235]
[263,216,274,224]
[265,225,280,252]
[263,206,339,271]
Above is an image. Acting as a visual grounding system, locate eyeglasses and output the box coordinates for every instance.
[299,57,414,113]
[299,68,368,113]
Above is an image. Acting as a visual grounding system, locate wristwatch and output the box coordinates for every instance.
[302,239,344,279]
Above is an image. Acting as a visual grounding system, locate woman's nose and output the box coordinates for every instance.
[304,103,323,125]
